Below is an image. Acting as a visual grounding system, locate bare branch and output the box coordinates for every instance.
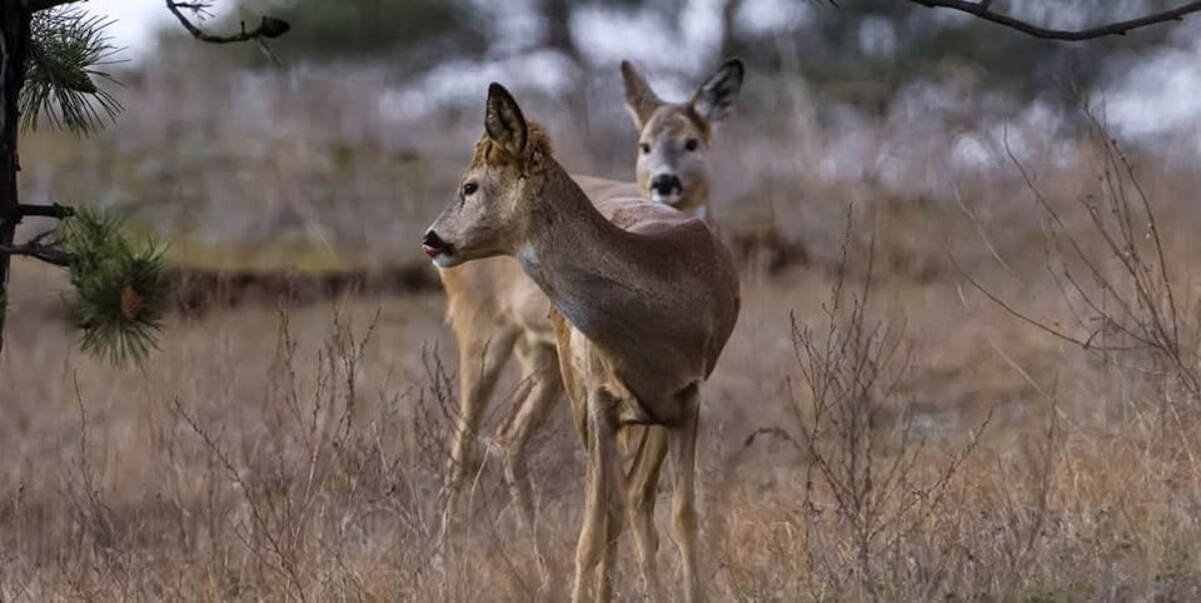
[0,239,71,266]
[18,202,73,219]
[907,0,1201,41]
[28,0,85,12]
[165,0,290,45]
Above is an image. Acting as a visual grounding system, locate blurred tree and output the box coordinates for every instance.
[196,0,484,67]
[906,0,1201,40]
[721,0,1199,111]
[0,0,287,366]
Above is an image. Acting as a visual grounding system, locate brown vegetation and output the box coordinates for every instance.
[5,62,1201,600]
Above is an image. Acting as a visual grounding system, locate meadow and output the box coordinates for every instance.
[2,61,1201,601]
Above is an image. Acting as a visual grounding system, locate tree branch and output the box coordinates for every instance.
[165,0,290,45]
[18,202,72,219]
[0,240,71,266]
[907,0,1201,41]
[28,0,85,13]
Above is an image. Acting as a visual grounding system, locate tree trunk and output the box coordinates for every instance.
[540,0,593,152]
[0,0,29,358]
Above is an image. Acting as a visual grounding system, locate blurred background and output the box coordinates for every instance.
[19,0,1201,270]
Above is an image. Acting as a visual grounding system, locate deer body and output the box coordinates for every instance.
[436,60,744,586]
[523,193,736,410]
[424,83,740,603]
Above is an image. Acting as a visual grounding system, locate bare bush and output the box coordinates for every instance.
[962,112,1200,420]
[785,210,990,600]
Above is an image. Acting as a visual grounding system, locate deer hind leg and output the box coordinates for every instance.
[668,387,702,603]
[624,424,667,600]
[441,325,519,539]
[496,338,563,588]
[573,387,622,603]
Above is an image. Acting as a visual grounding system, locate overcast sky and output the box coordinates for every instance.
[86,0,174,55]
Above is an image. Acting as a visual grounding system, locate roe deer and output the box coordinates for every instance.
[436,59,743,572]
[424,83,739,603]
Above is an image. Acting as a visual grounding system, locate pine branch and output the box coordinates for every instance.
[23,6,123,134]
[60,207,169,365]
[905,0,1201,41]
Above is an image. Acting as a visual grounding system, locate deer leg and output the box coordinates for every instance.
[668,388,702,603]
[441,326,518,541]
[573,387,620,603]
[625,424,667,601]
[497,340,563,589]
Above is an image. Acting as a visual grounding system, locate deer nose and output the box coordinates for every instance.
[422,230,450,258]
[650,174,682,196]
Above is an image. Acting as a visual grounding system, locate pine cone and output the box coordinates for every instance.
[120,285,142,320]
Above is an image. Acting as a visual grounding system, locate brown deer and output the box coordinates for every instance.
[423,83,739,603]
[436,59,743,574]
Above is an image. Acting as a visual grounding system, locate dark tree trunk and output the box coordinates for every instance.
[540,0,594,153]
[0,0,29,358]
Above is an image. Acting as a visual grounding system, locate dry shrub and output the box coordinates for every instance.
[719,212,990,601]
[0,304,550,601]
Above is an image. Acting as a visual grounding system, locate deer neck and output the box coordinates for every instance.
[515,164,641,337]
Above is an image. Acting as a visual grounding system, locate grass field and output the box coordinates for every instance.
[4,67,1201,601]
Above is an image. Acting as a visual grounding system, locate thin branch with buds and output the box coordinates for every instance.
[906,0,1201,41]
[165,0,290,45]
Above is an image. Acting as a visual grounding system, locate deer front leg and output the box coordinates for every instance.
[668,386,702,603]
[441,326,518,541]
[496,339,563,589]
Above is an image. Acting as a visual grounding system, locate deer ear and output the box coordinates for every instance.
[485,82,528,156]
[621,60,663,130]
[692,58,744,124]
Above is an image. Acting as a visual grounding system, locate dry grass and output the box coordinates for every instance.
[5,63,1201,601]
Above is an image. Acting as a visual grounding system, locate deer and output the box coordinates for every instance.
[423,83,740,603]
[436,59,743,577]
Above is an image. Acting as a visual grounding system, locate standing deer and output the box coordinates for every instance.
[423,83,740,602]
[437,59,743,572]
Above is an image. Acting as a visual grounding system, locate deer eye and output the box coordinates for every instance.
[639,143,651,155]
[462,181,478,196]
[684,138,699,152]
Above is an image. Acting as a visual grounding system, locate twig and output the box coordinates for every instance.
[165,0,290,45]
[17,202,73,219]
[0,239,71,266]
[907,0,1201,41]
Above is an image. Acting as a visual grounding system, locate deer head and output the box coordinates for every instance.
[622,58,744,212]
[423,83,552,268]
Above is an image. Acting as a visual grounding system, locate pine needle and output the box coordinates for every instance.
[23,6,124,135]
[60,207,168,365]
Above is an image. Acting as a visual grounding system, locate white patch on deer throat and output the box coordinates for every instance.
[651,190,682,206]
[516,244,540,272]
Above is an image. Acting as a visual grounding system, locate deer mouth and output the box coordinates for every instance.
[421,231,455,264]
